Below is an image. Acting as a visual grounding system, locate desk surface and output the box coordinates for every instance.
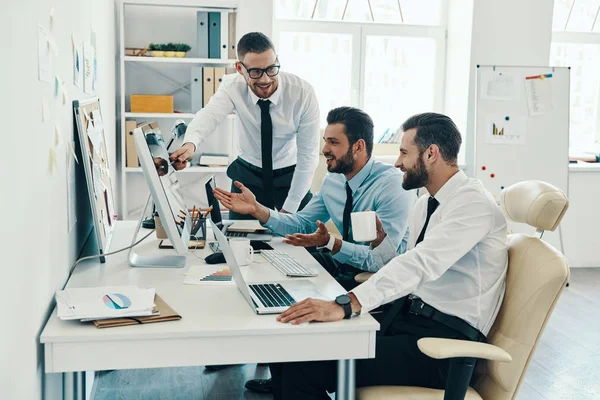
[41,221,379,373]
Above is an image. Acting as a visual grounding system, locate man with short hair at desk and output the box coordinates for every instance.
[266,112,508,399]
[214,106,416,290]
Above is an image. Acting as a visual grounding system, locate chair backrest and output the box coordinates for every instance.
[471,181,570,399]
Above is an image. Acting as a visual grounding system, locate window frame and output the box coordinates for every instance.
[273,11,448,138]
[551,30,600,148]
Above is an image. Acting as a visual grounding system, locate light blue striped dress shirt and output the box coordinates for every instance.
[264,158,416,272]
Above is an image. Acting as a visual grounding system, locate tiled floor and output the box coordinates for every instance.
[92,268,600,400]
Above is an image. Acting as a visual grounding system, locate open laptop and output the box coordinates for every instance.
[205,176,272,241]
[211,220,327,314]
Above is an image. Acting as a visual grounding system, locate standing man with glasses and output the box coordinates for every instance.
[170,32,320,218]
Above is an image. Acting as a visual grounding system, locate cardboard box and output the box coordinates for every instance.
[130,95,174,113]
[125,120,139,167]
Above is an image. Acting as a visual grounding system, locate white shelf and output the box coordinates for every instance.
[126,166,227,173]
[124,56,237,65]
[124,113,236,120]
[125,112,196,119]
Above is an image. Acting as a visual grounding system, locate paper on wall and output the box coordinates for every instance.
[83,42,94,94]
[54,125,61,145]
[72,33,82,87]
[48,148,58,174]
[38,25,52,82]
[480,70,519,101]
[91,30,98,90]
[485,115,527,145]
[68,141,79,164]
[525,74,553,117]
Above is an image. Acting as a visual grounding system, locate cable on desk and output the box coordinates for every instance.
[67,229,156,279]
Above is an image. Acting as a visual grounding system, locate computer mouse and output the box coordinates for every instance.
[205,252,226,264]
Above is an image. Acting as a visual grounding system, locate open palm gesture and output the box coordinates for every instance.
[213,181,258,215]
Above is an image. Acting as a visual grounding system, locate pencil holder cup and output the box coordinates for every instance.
[155,215,167,239]
[190,217,207,240]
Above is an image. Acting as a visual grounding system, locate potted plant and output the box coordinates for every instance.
[148,43,164,57]
[174,43,191,58]
[164,42,176,58]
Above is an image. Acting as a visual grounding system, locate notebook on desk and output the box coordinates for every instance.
[93,294,181,328]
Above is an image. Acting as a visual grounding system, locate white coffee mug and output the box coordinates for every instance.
[229,238,254,266]
[351,211,377,242]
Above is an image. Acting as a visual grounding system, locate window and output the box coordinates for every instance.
[274,0,446,144]
[551,0,600,153]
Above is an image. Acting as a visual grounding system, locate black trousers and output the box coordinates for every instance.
[308,249,364,291]
[269,296,475,400]
[227,158,312,220]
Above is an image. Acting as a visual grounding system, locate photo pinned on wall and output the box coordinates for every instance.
[485,115,527,145]
[91,30,98,91]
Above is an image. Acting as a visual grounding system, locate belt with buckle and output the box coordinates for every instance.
[405,295,487,343]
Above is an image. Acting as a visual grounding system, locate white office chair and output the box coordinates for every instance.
[356,180,570,400]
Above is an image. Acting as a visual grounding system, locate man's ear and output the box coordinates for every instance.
[235,61,243,75]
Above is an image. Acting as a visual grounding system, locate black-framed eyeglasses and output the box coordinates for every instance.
[239,62,280,79]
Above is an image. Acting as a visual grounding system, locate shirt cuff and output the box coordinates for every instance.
[281,197,301,214]
[371,235,398,265]
[351,279,385,315]
[263,209,281,229]
[332,240,352,265]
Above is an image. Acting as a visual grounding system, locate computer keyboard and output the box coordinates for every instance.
[261,250,318,277]
[249,283,296,308]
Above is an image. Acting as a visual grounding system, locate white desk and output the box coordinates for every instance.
[41,221,379,399]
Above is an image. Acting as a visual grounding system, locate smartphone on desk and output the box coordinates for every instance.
[208,240,273,254]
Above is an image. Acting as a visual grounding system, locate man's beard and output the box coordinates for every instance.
[325,147,355,174]
[402,155,429,190]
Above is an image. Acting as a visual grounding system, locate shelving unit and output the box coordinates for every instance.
[117,0,238,219]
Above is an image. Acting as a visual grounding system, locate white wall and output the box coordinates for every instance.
[0,0,116,398]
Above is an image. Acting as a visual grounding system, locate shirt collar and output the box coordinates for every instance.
[346,158,375,193]
[247,78,283,106]
[431,170,467,206]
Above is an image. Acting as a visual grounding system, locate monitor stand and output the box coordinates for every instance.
[128,195,186,268]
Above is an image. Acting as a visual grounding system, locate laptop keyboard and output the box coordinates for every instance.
[261,250,318,277]
[226,231,248,238]
[249,283,296,308]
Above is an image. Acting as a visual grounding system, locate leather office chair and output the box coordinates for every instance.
[355,180,570,400]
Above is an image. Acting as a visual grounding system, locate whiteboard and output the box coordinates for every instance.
[475,66,570,250]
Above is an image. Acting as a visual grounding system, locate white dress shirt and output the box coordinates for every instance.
[352,170,508,335]
[183,71,321,212]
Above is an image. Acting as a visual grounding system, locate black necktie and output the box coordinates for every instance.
[258,100,274,208]
[343,182,353,241]
[415,196,439,245]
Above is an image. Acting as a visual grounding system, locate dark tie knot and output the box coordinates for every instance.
[258,99,271,112]
[427,196,439,215]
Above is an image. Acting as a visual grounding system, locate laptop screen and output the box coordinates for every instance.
[205,175,222,224]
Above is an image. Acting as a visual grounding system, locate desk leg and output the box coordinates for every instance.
[336,359,355,400]
[63,371,86,400]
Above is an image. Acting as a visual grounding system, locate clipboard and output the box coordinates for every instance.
[93,294,181,328]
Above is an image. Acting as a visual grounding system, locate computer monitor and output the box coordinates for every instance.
[129,122,191,268]
[204,175,223,224]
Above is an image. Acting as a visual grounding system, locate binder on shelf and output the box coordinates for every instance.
[191,67,203,112]
[220,11,229,60]
[214,68,226,92]
[125,120,139,167]
[196,11,209,58]
[203,67,215,107]
[228,12,237,60]
[208,12,221,59]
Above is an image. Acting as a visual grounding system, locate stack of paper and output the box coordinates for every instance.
[56,286,157,321]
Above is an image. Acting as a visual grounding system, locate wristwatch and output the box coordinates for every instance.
[335,294,352,319]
